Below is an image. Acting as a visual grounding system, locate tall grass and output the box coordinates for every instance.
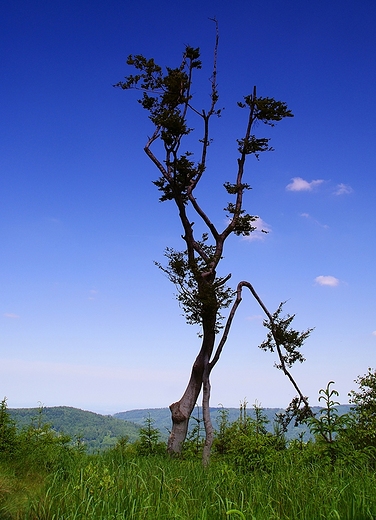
[2,448,376,519]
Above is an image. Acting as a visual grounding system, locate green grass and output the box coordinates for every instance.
[2,448,376,519]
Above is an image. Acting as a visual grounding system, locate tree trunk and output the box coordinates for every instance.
[167,353,204,455]
[167,314,216,455]
[202,367,214,466]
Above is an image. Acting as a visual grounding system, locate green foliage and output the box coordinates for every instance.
[116,48,199,161]
[305,382,351,464]
[183,408,205,458]
[156,244,234,331]
[214,406,231,455]
[345,368,376,450]
[236,96,293,159]
[0,398,17,455]
[136,414,166,455]
[213,401,286,471]
[259,302,313,369]
[238,95,293,125]
[305,382,349,443]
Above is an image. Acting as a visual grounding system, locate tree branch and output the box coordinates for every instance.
[209,280,310,411]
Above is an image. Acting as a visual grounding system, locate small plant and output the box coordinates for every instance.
[305,382,348,443]
[183,406,204,457]
[214,405,230,455]
[136,414,165,455]
[305,381,350,464]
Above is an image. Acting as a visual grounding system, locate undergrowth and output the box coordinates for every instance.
[2,380,376,519]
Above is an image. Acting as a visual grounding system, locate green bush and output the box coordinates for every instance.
[213,402,286,471]
[0,398,17,456]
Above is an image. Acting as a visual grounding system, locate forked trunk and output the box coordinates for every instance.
[167,319,216,455]
[167,362,203,455]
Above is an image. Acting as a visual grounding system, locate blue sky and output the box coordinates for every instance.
[1,0,375,414]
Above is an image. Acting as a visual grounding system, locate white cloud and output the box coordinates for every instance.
[315,275,340,287]
[300,212,329,229]
[246,314,263,322]
[4,313,20,319]
[286,177,324,192]
[88,289,98,301]
[372,331,376,337]
[334,183,353,195]
[243,217,271,241]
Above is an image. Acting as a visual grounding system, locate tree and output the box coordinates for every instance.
[0,397,17,454]
[116,22,312,462]
[137,414,163,455]
[346,368,376,449]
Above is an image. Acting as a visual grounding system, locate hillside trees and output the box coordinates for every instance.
[116,23,312,462]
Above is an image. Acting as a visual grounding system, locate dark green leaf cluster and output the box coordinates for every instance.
[238,95,293,126]
[237,95,293,159]
[115,48,200,153]
[223,181,251,195]
[224,202,258,236]
[259,303,313,369]
[153,155,204,202]
[237,136,272,157]
[275,396,312,431]
[156,245,234,331]
[115,55,163,90]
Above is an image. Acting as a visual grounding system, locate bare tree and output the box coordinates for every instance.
[116,23,312,463]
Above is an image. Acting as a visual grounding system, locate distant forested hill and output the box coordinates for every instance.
[9,406,141,452]
[8,404,353,450]
[115,405,353,441]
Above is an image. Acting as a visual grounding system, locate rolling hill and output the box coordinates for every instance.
[9,406,141,452]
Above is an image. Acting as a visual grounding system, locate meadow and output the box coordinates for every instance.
[1,387,376,520]
[1,444,376,519]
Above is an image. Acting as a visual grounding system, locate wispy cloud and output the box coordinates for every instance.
[88,289,98,301]
[243,217,271,241]
[4,313,20,319]
[300,212,329,229]
[286,177,324,192]
[246,314,263,322]
[315,275,340,287]
[334,183,353,195]
[372,331,376,337]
